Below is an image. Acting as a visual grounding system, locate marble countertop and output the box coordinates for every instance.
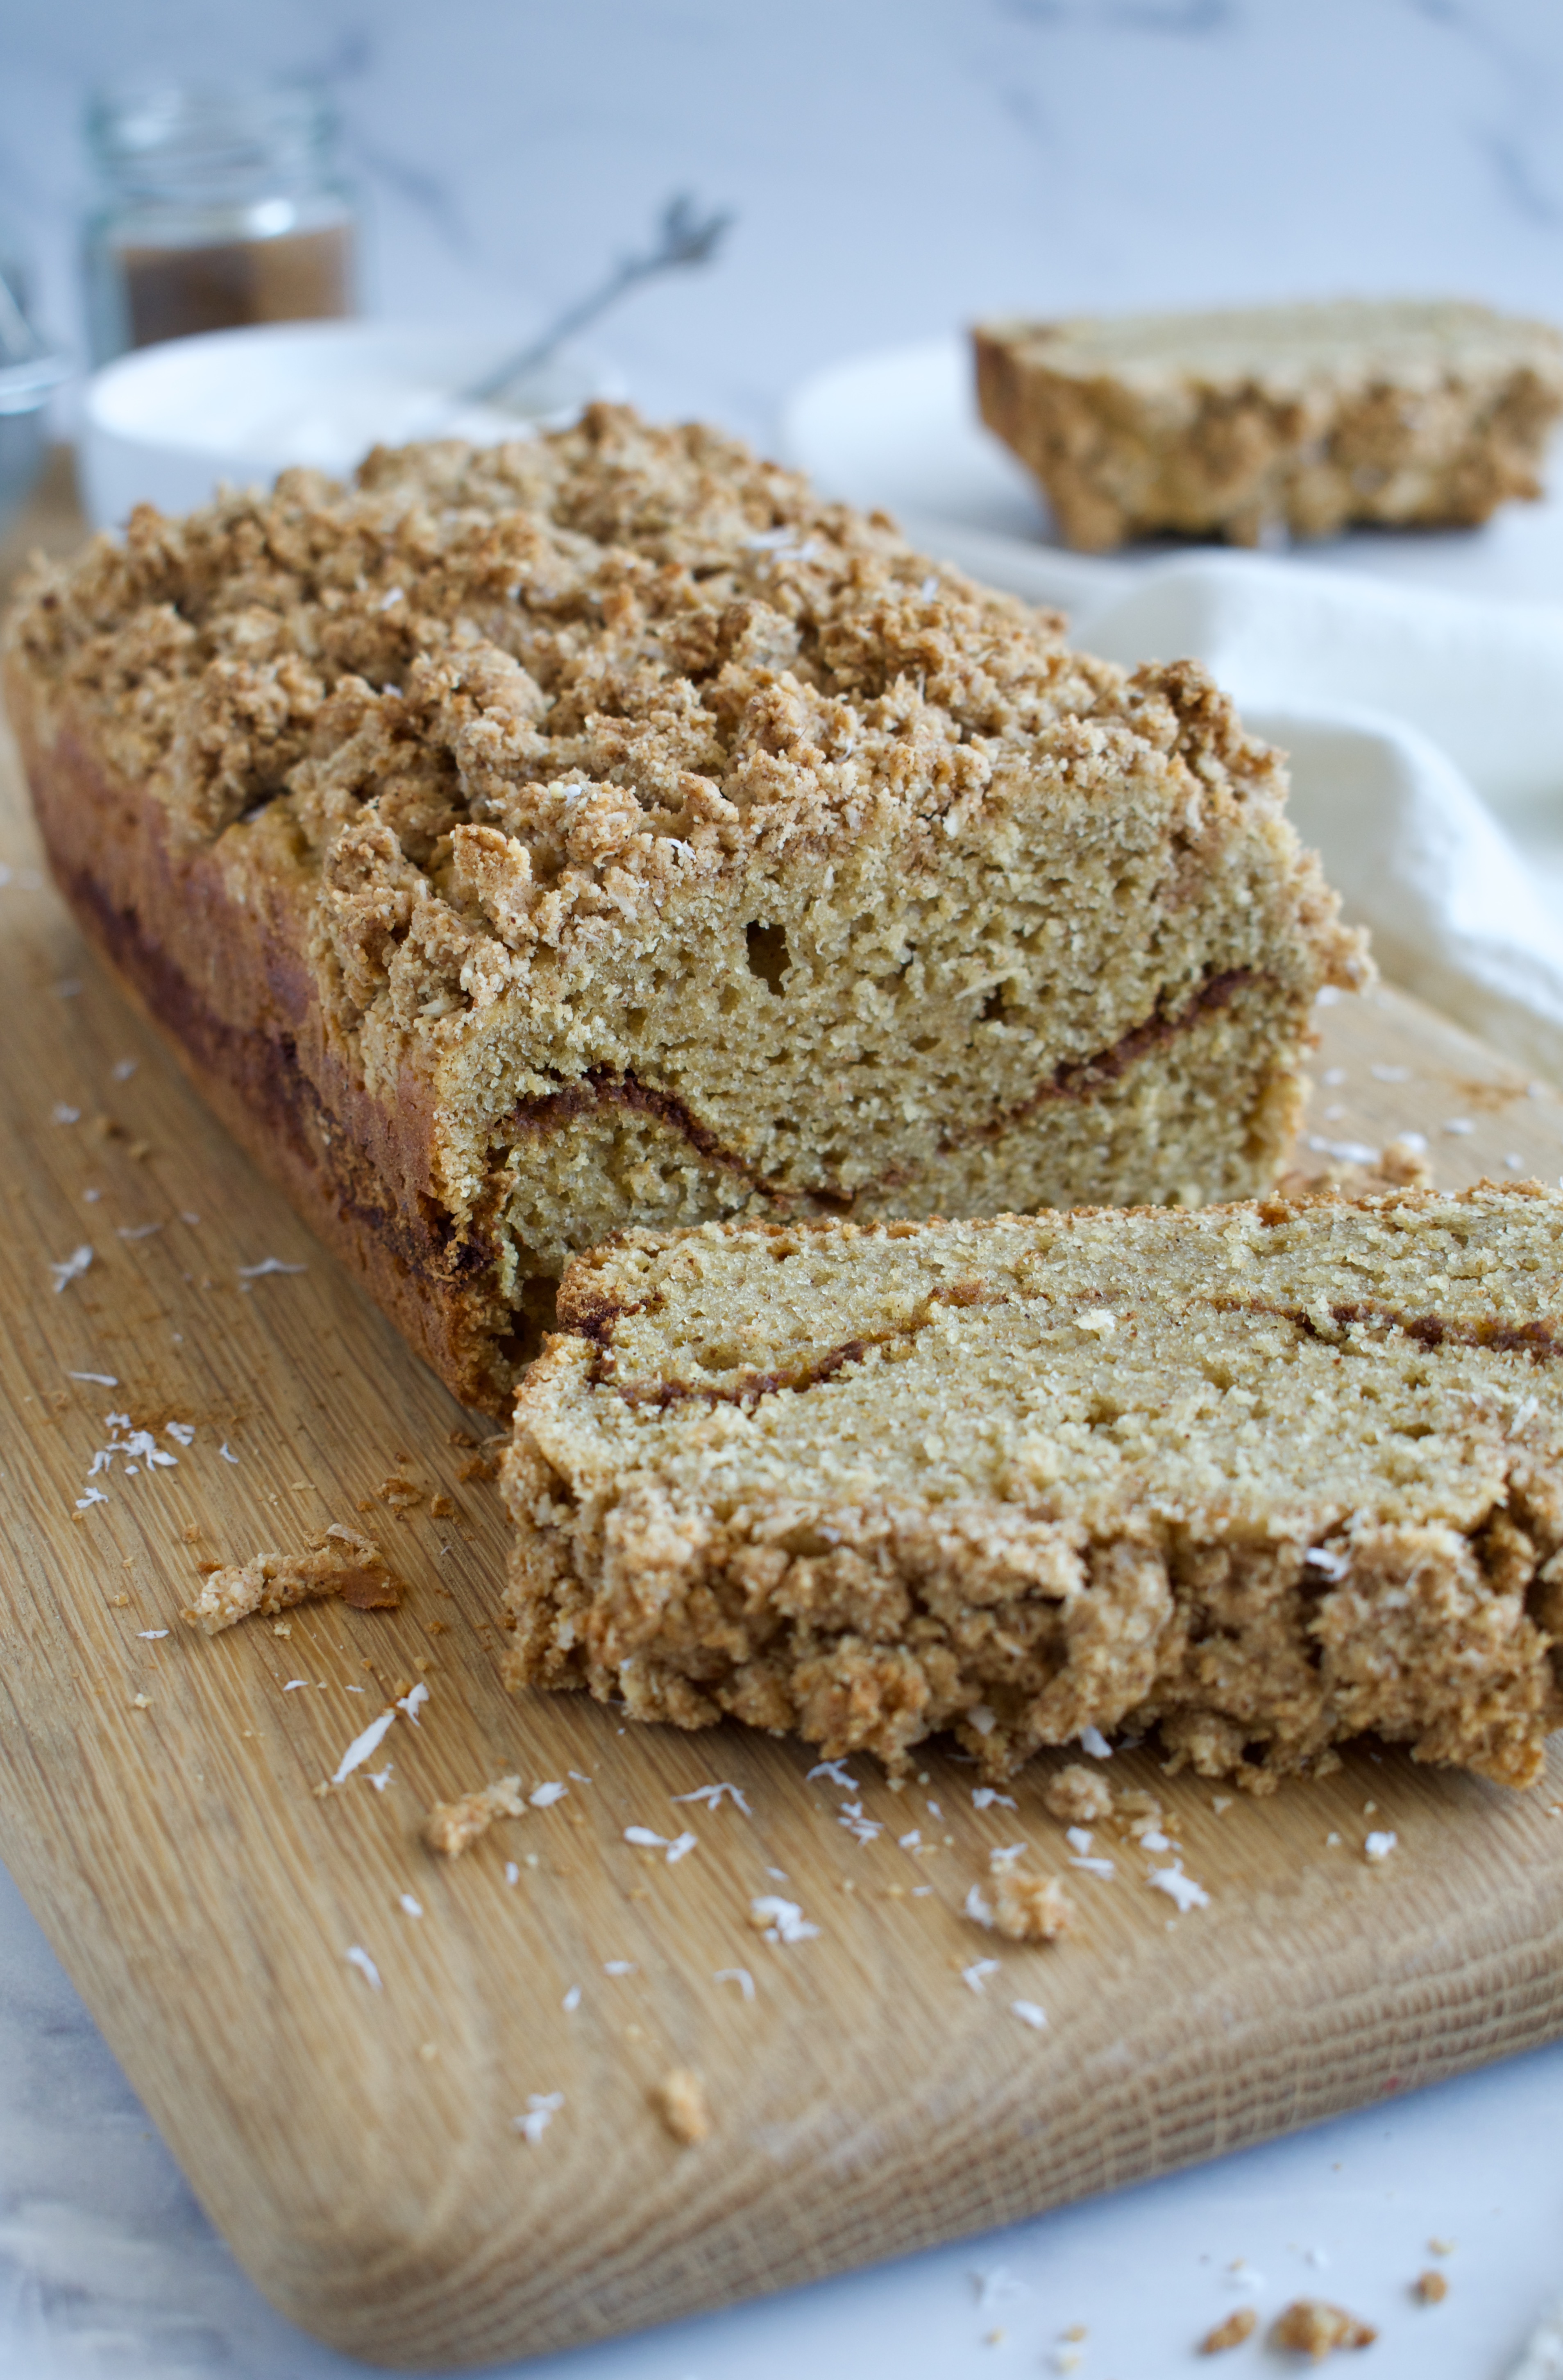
[4,2,1563,2372]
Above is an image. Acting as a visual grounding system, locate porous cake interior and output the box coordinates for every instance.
[506,1189,1563,1789]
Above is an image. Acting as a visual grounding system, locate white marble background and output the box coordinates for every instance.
[3,2,1563,2374]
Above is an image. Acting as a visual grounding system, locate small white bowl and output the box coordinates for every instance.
[79,319,620,529]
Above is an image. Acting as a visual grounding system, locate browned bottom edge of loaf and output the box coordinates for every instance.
[12,695,520,1413]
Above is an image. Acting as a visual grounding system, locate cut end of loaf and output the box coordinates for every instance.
[501,1184,1563,1792]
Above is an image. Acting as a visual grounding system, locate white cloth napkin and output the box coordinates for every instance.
[901,519,1563,1087]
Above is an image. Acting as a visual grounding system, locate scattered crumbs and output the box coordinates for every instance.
[504,1861,520,1886]
[1325,1831,1342,1847]
[1227,2260,1265,2294]
[749,1895,819,1944]
[398,1894,423,1919]
[1200,2307,1258,2354]
[75,1487,109,1511]
[129,1693,150,1710]
[1364,1830,1397,1864]
[1069,1853,1116,1879]
[805,1758,857,1788]
[652,2067,712,2145]
[136,1629,168,1640]
[568,1770,593,1785]
[562,1984,581,2012]
[50,1244,93,1293]
[1010,2000,1047,2030]
[1506,1152,1525,1171]
[513,2091,563,2145]
[1148,1863,1211,1912]
[989,1868,1074,1943]
[1078,1724,1112,1759]
[1442,1117,1476,1136]
[1211,1795,1233,1814]
[1413,2271,1448,2304]
[898,1829,921,1849]
[52,1102,81,1125]
[424,1776,526,1856]
[66,1370,118,1387]
[529,1780,569,1807]
[237,1257,307,1284]
[971,1786,1017,1811]
[428,1493,455,1518]
[117,1221,163,1241]
[397,1680,429,1725]
[1363,1800,1377,1815]
[366,1766,393,1792]
[926,1798,944,1819]
[964,1882,996,1929]
[968,1702,997,1735]
[1044,1765,1114,1825]
[603,1959,637,1977]
[82,1187,101,1202]
[1429,2237,1456,2257]
[671,1779,751,1814]
[220,1443,240,1464]
[714,1967,755,2000]
[344,1946,382,1991]
[165,1421,194,1446]
[985,2329,1005,2348]
[764,1865,789,1882]
[962,1958,1000,1995]
[1269,2300,1376,2356]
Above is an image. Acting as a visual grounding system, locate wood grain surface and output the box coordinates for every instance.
[5,466,1563,2369]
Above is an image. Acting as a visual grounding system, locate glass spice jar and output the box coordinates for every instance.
[83,79,356,365]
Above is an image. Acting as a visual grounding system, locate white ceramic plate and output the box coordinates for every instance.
[780,337,1563,625]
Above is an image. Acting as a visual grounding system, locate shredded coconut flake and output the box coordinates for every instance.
[397,1680,429,1725]
[671,1780,752,1813]
[964,1884,996,1929]
[962,1959,1000,1995]
[715,1966,755,1999]
[1364,1830,1398,1863]
[1069,1855,1116,1879]
[562,1985,581,2011]
[220,1442,240,1464]
[67,1370,117,1387]
[749,1895,819,1944]
[399,1894,422,1918]
[529,1779,567,1806]
[972,1787,1017,1810]
[344,1945,381,1990]
[1147,1863,1210,1911]
[330,1707,397,1783]
[806,1759,857,1788]
[50,1245,93,1293]
[1010,2000,1048,2030]
[237,1257,306,1279]
[603,1959,637,1976]
[514,2091,563,2144]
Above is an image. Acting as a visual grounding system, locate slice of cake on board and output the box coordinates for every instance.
[502,1184,1563,1791]
[4,406,1363,1413]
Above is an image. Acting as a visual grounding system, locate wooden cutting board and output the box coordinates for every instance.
[6,470,1563,2370]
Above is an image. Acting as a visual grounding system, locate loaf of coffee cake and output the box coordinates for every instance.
[504,1187,1563,1791]
[975,299,1563,551]
[4,407,1363,1412]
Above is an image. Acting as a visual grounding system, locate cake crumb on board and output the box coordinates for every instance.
[1413,2269,1449,2303]
[651,2067,711,2145]
[1042,1765,1114,1825]
[424,1777,527,1857]
[1270,2299,1377,2357]
[993,1868,1075,1943]
[183,1527,400,1632]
